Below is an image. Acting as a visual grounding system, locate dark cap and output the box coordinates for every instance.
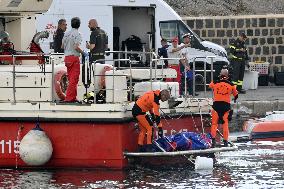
[240,32,247,39]
[161,38,167,42]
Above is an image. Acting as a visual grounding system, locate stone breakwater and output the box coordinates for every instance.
[233,100,284,116]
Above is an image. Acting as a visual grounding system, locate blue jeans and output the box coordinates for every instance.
[180,76,193,95]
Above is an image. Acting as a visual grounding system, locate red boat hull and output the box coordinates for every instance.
[0,116,209,169]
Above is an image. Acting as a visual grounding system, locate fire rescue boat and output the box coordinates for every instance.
[0,0,236,169]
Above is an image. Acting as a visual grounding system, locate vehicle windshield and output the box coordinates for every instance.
[160,20,205,50]
[178,20,203,42]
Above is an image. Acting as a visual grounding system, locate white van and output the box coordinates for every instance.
[36,0,229,68]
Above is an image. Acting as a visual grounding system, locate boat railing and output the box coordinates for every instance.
[0,53,216,104]
[151,55,216,98]
[192,56,215,98]
[91,51,216,103]
[0,54,52,103]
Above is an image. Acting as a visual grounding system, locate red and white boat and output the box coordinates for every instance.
[0,61,215,169]
[0,0,235,169]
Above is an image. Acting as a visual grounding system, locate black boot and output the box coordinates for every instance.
[223,140,228,147]
[145,144,155,152]
[239,89,246,94]
[211,138,216,148]
[237,86,246,94]
[137,145,144,152]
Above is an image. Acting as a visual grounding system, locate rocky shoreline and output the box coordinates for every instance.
[165,0,284,16]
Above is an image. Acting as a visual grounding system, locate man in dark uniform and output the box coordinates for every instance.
[86,19,108,64]
[228,33,249,94]
[158,38,169,68]
[53,19,67,53]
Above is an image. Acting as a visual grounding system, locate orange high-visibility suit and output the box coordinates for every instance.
[209,80,238,141]
[132,90,162,145]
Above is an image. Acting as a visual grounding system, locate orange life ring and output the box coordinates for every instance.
[54,70,68,100]
[99,65,112,89]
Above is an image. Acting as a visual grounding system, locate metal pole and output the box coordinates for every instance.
[162,58,164,80]
[118,53,121,69]
[193,58,196,98]
[12,55,16,104]
[51,56,55,102]
[150,53,153,90]
[93,62,97,104]
[204,61,207,97]
[154,54,157,81]
[112,63,115,103]
[148,33,153,90]
[184,64,187,97]
[129,60,133,102]
[210,57,214,81]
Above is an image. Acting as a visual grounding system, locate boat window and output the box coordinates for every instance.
[178,20,202,42]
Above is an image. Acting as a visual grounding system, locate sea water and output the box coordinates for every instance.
[0,141,283,189]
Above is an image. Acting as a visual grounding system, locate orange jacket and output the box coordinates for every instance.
[209,80,238,103]
[136,90,161,116]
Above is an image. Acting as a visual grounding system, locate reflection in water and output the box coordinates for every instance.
[0,141,283,188]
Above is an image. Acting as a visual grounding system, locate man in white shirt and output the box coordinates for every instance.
[167,37,189,82]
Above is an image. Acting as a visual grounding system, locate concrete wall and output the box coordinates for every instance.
[183,14,284,75]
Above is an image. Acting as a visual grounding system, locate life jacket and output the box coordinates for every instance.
[0,42,14,55]
[30,41,44,53]
[209,80,238,104]
[136,90,161,116]
[209,80,238,123]
[29,41,45,64]
[228,38,248,61]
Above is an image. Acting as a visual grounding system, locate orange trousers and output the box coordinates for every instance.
[211,110,229,141]
[136,115,153,145]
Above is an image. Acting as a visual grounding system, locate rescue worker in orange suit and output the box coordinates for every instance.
[132,89,171,152]
[209,69,238,147]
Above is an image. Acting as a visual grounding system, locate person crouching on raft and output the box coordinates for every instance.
[209,69,238,147]
[132,89,171,152]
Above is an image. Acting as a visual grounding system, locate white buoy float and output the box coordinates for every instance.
[194,156,214,170]
[19,122,53,166]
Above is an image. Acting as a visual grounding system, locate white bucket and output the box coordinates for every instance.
[194,156,214,170]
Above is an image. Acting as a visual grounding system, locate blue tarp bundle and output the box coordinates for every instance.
[154,132,212,152]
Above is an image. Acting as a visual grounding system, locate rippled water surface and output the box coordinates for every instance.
[1,141,284,189]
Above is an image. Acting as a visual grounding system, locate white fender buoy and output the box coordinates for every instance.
[19,123,53,166]
[194,156,213,170]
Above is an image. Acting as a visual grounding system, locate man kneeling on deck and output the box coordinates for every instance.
[132,89,171,152]
[209,69,238,147]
